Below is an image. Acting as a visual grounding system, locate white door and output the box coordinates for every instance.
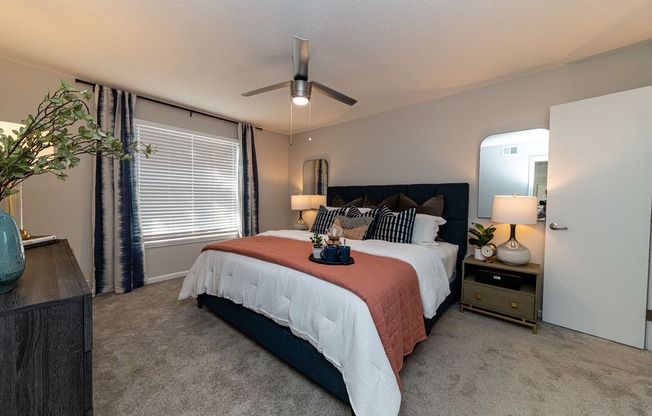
[543,86,652,348]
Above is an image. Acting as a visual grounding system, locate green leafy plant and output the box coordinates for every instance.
[0,80,154,202]
[309,231,324,248]
[468,222,496,248]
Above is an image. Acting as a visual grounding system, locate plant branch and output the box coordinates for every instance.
[0,80,153,201]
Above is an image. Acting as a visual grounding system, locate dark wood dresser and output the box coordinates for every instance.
[0,239,92,415]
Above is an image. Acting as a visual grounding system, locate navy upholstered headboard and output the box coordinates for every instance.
[327,183,469,293]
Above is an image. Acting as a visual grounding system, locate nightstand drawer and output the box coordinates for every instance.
[463,281,535,320]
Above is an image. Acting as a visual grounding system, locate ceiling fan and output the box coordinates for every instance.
[242,36,357,106]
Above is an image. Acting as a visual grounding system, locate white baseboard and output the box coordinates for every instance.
[146,271,187,284]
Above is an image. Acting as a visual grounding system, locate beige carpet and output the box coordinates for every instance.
[92,278,652,416]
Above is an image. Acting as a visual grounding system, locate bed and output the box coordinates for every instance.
[179,183,469,415]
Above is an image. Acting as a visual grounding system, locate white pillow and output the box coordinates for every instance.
[411,214,446,244]
[356,207,372,213]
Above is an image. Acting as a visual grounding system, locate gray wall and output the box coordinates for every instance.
[0,58,289,281]
[289,44,652,266]
[2,43,652,281]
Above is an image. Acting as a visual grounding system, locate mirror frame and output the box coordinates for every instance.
[303,158,329,195]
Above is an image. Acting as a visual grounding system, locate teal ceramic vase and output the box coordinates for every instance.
[0,209,25,294]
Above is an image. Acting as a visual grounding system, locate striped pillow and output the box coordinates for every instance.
[310,206,347,234]
[346,206,361,217]
[370,206,417,244]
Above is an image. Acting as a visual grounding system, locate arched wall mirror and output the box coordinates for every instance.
[478,128,549,220]
[303,159,329,195]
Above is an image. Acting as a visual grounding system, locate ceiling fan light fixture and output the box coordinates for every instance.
[292,96,310,106]
[291,80,311,105]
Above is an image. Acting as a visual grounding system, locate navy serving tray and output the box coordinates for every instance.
[308,254,355,266]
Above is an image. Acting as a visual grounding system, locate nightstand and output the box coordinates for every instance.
[460,256,540,334]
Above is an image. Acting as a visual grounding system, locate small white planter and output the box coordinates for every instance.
[312,247,323,259]
[474,247,485,261]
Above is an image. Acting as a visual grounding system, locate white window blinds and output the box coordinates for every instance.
[135,120,240,245]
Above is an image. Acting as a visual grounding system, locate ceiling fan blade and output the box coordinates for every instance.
[241,81,291,97]
[293,36,309,81]
[312,81,357,106]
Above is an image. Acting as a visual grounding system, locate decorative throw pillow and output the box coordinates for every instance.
[310,206,347,234]
[346,206,381,239]
[331,216,374,240]
[332,194,371,208]
[346,206,362,217]
[373,194,400,211]
[344,195,367,207]
[355,207,373,213]
[331,194,347,207]
[411,213,447,244]
[370,206,417,244]
[361,195,377,208]
[397,193,445,217]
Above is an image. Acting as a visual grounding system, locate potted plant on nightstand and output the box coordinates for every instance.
[310,232,324,258]
[468,222,496,261]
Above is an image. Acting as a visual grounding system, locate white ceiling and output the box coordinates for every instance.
[1,0,652,134]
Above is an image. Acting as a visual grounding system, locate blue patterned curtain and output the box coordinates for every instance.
[93,85,146,294]
[239,123,259,236]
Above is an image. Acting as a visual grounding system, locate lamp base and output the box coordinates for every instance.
[293,219,309,230]
[496,238,531,266]
[294,211,309,230]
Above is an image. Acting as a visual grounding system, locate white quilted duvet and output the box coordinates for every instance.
[178,230,457,416]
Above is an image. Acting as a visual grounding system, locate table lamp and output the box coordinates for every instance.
[291,194,311,230]
[491,195,538,265]
[310,194,326,209]
[0,120,45,240]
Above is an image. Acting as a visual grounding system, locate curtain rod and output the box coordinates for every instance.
[74,78,262,130]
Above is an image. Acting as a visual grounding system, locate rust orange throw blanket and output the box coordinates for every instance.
[203,235,426,388]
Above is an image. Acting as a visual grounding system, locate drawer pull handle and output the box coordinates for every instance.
[475,293,482,300]
[510,301,518,309]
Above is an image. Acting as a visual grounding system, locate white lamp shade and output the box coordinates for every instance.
[291,194,311,211]
[0,121,23,136]
[1,121,54,159]
[491,195,538,225]
[310,195,326,209]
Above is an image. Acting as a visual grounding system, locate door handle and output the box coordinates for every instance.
[549,222,568,230]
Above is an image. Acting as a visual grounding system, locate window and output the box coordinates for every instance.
[135,120,240,246]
